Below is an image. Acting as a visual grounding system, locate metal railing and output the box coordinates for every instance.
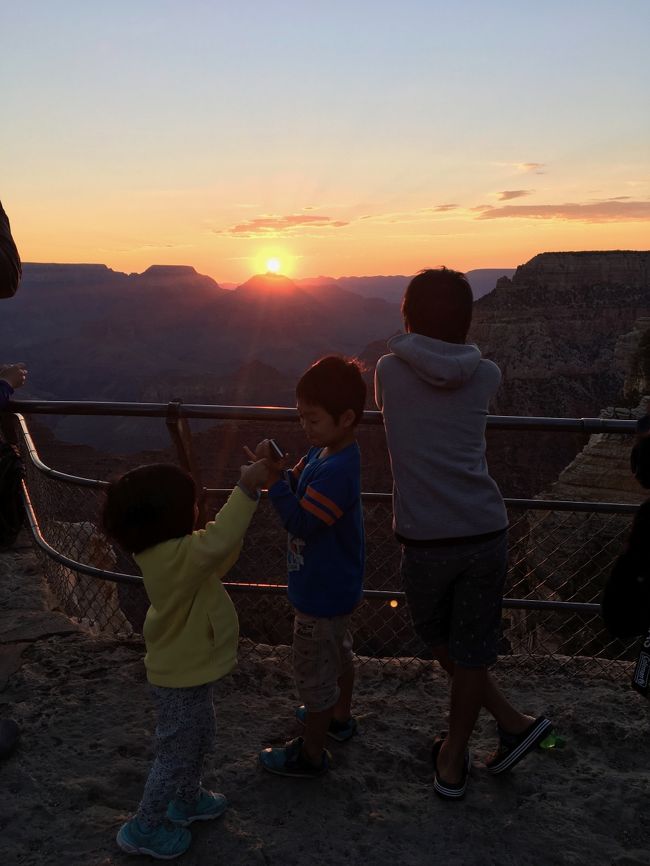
[2,399,642,674]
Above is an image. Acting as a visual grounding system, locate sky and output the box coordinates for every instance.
[3,0,649,283]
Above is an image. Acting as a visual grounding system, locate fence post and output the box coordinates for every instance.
[165,399,208,527]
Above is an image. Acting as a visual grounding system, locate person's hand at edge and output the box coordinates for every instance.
[0,363,27,390]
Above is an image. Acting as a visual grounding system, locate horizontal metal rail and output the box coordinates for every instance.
[20,487,601,613]
[12,414,639,515]
[3,398,640,434]
[14,408,612,616]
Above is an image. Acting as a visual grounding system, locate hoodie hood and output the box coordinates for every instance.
[387,332,482,389]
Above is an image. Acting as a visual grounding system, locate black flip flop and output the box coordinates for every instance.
[486,716,553,775]
[432,734,471,800]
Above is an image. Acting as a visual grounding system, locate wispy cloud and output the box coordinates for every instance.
[215,213,349,238]
[430,203,458,212]
[497,189,534,201]
[516,162,546,174]
[477,200,650,222]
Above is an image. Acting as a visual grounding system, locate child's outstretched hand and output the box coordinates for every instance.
[239,458,270,498]
[244,440,287,488]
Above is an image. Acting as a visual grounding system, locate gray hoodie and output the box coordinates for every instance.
[375,333,508,540]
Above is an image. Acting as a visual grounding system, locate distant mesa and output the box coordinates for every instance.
[140,265,201,279]
[137,264,221,292]
[509,250,650,289]
[236,273,303,296]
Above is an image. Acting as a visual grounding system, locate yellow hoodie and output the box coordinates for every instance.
[134,486,258,688]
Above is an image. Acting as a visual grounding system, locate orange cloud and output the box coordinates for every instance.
[431,204,458,212]
[215,213,349,237]
[477,200,650,222]
[497,189,534,201]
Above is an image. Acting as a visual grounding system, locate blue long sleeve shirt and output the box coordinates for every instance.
[268,442,364,617]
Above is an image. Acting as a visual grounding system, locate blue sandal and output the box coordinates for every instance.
[259,736,330,778]
[295,705,358,742]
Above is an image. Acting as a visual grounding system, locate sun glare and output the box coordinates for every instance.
[266,257,281,274]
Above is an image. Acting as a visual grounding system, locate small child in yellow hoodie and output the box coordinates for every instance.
[102,459,270,860]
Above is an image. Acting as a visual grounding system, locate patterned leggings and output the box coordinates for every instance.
[137,682,216,829]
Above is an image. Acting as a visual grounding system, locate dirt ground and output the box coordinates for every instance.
[1,539,649,866]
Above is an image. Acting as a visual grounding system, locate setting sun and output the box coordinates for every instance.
[266,258,281,274]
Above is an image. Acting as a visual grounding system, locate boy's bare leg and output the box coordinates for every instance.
[432,645,536,783]
[301,708,333,765]
[332,667,354,722]
[432,644,535,734]
[302,668,354,763]
[436,665,485,784]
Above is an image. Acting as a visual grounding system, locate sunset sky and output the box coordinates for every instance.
[4,1,649,283]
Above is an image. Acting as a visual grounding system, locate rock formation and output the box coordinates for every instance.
[508,313,650,659]
[472,251,650,418]
[471,251,650,495]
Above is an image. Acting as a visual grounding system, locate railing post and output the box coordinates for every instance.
[165,399,208,527]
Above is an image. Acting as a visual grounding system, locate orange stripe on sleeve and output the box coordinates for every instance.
[305,485,343,519]
[300,497,335,525]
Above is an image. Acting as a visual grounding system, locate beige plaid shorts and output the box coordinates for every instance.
[292,610,354,712]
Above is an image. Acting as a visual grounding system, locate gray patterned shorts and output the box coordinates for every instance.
[401,531,508,668]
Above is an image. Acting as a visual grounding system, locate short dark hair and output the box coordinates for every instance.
[102,463,196,554]
[402,267,473,343]
[296,355,367,425]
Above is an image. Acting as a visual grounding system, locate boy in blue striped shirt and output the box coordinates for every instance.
[253,356,366,778]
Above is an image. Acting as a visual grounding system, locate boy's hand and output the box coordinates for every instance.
[246,439,285,461]
[0,363,27,390]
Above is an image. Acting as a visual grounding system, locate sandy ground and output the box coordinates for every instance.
[1,538,650,866]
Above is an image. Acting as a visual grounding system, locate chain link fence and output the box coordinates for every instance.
[14,412,641,677]
[8,408,635,675]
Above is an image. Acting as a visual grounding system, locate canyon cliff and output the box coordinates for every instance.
[468,251,650,495]
[509,312,650,658]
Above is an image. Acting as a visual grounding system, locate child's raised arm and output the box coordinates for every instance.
[186,458,269,580]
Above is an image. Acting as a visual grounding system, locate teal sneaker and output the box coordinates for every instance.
[167,789,228,826]
[116,818,191,860]
[259,736,330,778]
[295,705,358,742]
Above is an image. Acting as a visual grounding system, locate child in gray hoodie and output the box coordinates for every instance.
[375,267,552,800]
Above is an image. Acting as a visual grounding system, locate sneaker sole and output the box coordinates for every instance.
[116,833,189,860]
[170,804,228,826]
[260,762,328,778]
[487,717,553,775]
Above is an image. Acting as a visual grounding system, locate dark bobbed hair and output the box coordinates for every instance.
[296,355,367,425]
[102,463,196,554]
[402,267,473,343]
